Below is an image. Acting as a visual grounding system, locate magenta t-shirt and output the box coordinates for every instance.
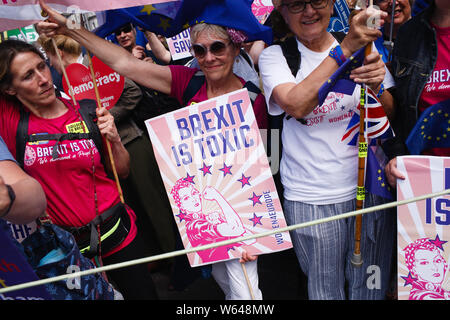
[0,97,136,257]
[419,24,450,156]
[169,65,268,129]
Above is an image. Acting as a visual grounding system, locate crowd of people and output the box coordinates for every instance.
[0,0,448,300]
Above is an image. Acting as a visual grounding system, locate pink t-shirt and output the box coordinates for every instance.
[169,65,268,129]
[0,97,136,257]
[419,24,450,156]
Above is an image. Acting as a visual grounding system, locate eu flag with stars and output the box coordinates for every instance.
[405,99,450,155]
[317,46,366,107]
[95,0,273,44]
[365,147,393,200]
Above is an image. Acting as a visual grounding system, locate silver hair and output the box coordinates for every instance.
[190,23,230,44]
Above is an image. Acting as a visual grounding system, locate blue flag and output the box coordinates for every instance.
[328,0,350,33]
[95,0,273,44]
[365,147,393,200]
[405,99,450,155]
[0,221,52,300]
[317,47,365,107]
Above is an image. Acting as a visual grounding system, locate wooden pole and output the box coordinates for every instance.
[241,262,255,300]
[51,38,77,106]
[85,52,125,204]
[351,43,373,268]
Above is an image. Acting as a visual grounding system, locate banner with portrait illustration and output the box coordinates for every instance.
[145,88,292,267]
[397,156,450,300]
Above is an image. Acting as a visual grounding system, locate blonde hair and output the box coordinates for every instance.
[38,34,82,58]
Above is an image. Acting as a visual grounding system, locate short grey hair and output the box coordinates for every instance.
[190,23,230,44]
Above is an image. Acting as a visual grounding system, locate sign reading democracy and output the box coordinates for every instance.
[166,29,192,61]
[145,88,292,267]
[397,156,450,300]
[62,56,124,110]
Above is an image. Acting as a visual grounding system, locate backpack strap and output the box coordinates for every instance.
[182,70,205,107]
[77,99,105,158]
[15,106,30,168]
[15,99,106,171]
[279,36,301,77]
[276,31,347,125]
[243,80,260,105]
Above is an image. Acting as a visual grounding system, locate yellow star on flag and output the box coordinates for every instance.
[140,5,156,15]
[158,17,171,32]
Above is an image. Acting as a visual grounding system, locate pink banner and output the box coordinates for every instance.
[397,156,450,300]
[145,88,292,267]
[251,0,273,24]
[0,0,176,32]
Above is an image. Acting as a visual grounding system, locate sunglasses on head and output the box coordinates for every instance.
[191,40,231,58]
[114,24,133,36]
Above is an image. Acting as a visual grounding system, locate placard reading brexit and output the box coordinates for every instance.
[145,88,292,267]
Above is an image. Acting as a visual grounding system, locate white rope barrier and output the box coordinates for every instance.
[1,188,449,295]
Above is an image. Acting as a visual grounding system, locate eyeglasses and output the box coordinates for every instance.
[281,0,329,13]
[191,41,231,58]
[114,24,133,36]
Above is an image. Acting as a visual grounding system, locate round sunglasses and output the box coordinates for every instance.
[114,24,133,36]
[191,40,231,58]
[281,0,329,13]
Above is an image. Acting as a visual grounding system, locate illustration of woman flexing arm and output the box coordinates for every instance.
[170,178,255,263]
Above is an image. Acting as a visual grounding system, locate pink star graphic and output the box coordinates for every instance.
[238,173,251,188]
[183,173,195,184]
[219,163,233,176]
[401,272,417,286]
[249,192,262,206]
[249,213,263,227]
[429,234,448,251]
[176,211,187,223]
[199,162,212,176]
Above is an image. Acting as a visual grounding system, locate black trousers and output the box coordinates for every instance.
[102,232,159,300]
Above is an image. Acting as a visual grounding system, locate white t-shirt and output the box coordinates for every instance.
[259,38,394,205]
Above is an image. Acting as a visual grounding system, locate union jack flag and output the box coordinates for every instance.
[341,87,394,146]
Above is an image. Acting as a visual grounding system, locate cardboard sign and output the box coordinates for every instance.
[397,156,450,300]
[145,88,292,267]
[62,56,124,110]
[166,29,192,61]
[251,0,274,24]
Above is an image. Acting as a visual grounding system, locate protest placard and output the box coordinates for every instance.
[166,29,192,61]
[251,0,273,24]
[397,156,450,300]
[145,88,292,267]
[62,56,124,110]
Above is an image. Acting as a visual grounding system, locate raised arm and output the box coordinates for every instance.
[202,186,245,237]
[37,0,172,95]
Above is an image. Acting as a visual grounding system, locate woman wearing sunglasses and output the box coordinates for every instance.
[258,0,396,300]
[36,0,265,300]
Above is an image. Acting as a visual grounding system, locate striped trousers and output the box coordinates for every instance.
[284,193,395,300]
